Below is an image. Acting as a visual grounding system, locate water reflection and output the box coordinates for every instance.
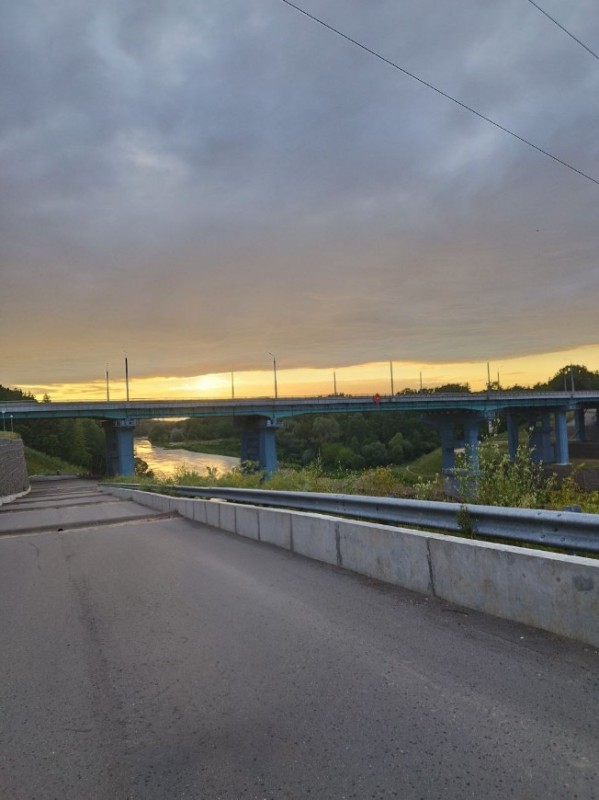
[134,437,239,479]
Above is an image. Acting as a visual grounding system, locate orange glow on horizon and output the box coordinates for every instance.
[14,344,599,403]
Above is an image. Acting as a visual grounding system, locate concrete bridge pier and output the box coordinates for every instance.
[505,410,520,461]
[237,416,280,475]
[428,413,485,472]
[437,420,457,471]
[553,410,569,465]
[463,417,482,471]
[527,413,554,464]
[104,419,136,477]
[525,410,570,465]
[574,408,587,441]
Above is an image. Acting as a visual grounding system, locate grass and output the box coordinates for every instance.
[24,446,83,476]
[115,461,431,499]
[397,448,443,478]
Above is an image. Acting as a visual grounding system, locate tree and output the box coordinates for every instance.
[362,441,389,467]
[433,383,470,393]
[388,432,409,463]
[542,365,599,392]
[311,417,340,446]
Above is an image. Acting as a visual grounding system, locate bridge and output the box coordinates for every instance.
[2,391,599,475]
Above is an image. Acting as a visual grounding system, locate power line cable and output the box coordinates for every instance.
[277,0,599,186]
[524,0,599,60]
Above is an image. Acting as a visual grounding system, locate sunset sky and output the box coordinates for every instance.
[2,0,598,401]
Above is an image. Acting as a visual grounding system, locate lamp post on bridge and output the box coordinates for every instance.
[124,355,130,402]
[268,353,278,399]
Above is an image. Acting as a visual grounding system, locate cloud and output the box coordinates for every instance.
[2,0,598,386]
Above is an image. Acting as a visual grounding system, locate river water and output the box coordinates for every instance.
[134,437,239,479]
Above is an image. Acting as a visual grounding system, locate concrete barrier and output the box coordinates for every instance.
[258,507,291,549]
[290,513,338,566]
[338,519,433,595]
[235,505,259,540]
[101,486,599,648]
[428,536,599,647]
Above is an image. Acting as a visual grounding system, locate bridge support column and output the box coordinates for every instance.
[574,408,586,441]
[528,414,554,463]
[505,411,519,462]
[104,419,136,476]
[427,413,485,473]
[436,421,457,471]
[554,410,570,465]
[237,417,279,475]
[463,418,482,472]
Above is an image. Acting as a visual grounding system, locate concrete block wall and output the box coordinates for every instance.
[102,486,599,648]
[0,437,30,506]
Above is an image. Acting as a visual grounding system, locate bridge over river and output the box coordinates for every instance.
[2,391,598,475]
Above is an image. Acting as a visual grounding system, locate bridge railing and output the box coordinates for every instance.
[106,483,599,555]
[3,390,599,420]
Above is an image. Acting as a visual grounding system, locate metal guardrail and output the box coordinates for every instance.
[107,483,599,555]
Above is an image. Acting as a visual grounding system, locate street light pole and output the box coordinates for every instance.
[389,361,395,396]
[106,369,110,402]
[125,355,130,402]
[268,353,278,399]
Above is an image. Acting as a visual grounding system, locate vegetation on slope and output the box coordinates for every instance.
[0,384,106,474]
[24,446,84,476]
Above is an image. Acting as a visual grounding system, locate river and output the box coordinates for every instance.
[134,437,239,479]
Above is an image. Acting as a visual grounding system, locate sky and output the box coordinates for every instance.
[2,0,598,400]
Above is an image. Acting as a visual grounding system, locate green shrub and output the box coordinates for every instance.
[414,476,445,500]
[546,472,599,513]
[456,438,553,508]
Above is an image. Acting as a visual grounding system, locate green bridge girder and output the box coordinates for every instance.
[2,390,599,422]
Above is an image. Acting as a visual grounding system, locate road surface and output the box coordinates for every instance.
[1,479,598,799]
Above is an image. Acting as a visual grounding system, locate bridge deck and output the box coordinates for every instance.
[2,390,599,420]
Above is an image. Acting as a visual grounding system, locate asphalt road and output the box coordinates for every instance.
[1,480,598,799]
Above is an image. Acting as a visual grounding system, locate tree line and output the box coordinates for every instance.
[0,385,106,473]
[138,410,441,470]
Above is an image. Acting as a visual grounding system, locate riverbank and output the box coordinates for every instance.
[152,438,239,458]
